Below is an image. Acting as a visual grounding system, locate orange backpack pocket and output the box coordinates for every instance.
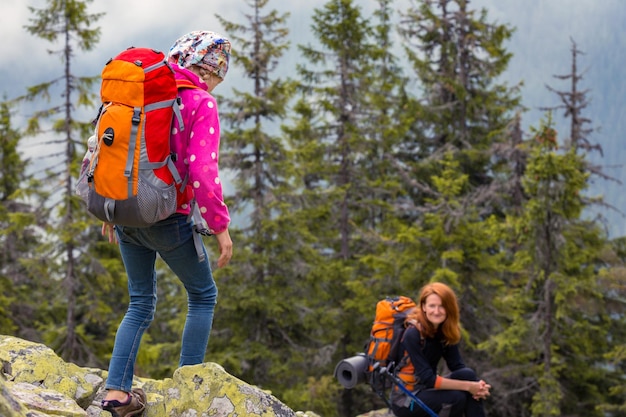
[93,104,143,200]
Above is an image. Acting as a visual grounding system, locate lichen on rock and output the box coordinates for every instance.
[0,335,300,417]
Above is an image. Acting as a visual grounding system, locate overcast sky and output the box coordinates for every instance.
[1,0,621,110]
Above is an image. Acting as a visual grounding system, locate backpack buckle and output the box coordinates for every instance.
[132,109,141,125]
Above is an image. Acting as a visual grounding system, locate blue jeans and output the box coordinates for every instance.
[105,214,218,392]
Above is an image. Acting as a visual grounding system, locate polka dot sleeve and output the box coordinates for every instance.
[173,89,230,234]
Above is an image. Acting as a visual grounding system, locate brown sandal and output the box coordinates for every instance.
[102,388,146,417]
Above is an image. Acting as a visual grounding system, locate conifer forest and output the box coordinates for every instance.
[1,0,625,416]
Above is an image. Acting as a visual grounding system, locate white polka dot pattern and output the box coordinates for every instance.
[169,66,230,234]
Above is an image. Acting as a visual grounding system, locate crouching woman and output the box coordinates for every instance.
[391,282,491,417]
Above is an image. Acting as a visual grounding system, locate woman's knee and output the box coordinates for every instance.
[449,367,478,381]
[188,281,218,304]
[128,297,156,322]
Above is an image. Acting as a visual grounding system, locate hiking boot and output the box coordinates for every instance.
[102,388,146,417]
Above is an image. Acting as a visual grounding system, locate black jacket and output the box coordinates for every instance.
[400,325,466,389]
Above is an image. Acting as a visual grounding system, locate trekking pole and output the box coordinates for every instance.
[378,366,439,417]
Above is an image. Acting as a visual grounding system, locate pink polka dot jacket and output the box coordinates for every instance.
[170,64,231,235]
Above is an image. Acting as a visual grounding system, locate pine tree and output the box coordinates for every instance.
[484,118,613,417]
[543,39,599,156]
[528,38,621,417]
[542,38,618,220]
[16,0,119,366]
[471,35,624,417]
[493,112,527,214]
[597,237,626,416]
[393,0,522,372]
[345,0,418,302]
[0,100,38,336]
[397,0,519,204]
[284,0,419,414]
[329,2,428,414]
[202,0,317,398]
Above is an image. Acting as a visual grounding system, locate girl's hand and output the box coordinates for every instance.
[214,229,232,268]
[101,222,117,244]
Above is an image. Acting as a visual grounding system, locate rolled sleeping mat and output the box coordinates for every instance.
[334,354,369,389]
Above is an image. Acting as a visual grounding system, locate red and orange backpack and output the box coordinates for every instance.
[81,47,192,227]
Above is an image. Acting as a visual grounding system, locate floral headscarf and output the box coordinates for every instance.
[168,30,231,79]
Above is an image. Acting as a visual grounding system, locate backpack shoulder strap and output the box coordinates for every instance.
[402,320,425,349]
[394,321,426,374]
[173,78,204,132]
[170,79,195,134]
[415,321,425,348]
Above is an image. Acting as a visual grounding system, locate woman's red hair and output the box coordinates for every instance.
[408,282,461,345]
